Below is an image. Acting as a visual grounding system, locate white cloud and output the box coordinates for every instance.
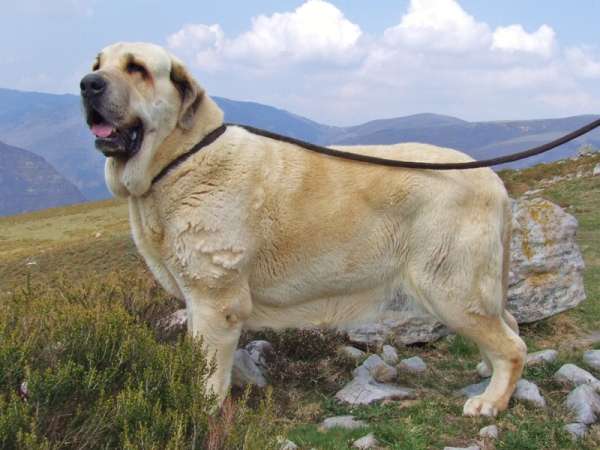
[565,46,600,79]
[383,0,491,52]
[167,0,366,71]
[225,0,364,66]
[167,24,225,72]
[165,0,600,124]
[491,24,556,57]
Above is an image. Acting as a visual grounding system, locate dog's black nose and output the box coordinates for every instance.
[80,73,106,98]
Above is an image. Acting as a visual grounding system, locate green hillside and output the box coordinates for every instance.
[1,153,599,448]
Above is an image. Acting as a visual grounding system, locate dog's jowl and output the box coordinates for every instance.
[81,42,526,417]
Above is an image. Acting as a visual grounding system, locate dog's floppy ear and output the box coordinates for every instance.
[170,59,204,130]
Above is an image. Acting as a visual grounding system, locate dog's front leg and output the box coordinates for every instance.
[185,281,252,403]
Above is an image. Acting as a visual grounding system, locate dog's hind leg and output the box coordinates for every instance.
[476,310,521,378]
[412,221,526,415]
[454,313,526,416]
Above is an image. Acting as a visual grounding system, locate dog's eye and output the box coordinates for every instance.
[92,62,100,71]
[127,62,148,77]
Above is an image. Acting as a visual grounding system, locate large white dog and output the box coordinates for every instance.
[80,42,526,416]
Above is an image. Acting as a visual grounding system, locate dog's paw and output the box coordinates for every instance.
[463,396,499,417]
[477,361,493,378]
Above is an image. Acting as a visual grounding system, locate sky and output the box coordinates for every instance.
[1,0,600,126]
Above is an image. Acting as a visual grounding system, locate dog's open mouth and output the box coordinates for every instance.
[88,109,143,159]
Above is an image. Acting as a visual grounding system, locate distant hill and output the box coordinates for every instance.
[1,87,599,209]
[214,96,331,143]
[0,141,86,216]
[331,115,600,170]
[322,113,468,144]
[0,88,108,201]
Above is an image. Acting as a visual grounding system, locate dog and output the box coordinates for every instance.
[80,42,526,416]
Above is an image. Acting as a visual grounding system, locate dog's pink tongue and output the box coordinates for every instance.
[92,123,115,138]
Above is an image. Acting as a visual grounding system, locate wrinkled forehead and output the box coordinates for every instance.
[94,42,172,74]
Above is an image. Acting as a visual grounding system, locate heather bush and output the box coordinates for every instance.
[0,271,285,449]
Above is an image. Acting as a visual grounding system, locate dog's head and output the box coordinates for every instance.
[80,42,208,197]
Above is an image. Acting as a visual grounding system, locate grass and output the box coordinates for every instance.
[1,154,600,448]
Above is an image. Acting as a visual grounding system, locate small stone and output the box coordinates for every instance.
[321,416,365,430]
[512,379,546,408]
[583,350,600,371]
[231,349,267,389]
[478,425,499,439]
[159,309,187,330]
[381,345,399,364]
[525,349,558,366]
[398,356,427,373]
[335,375,414,405]
[476,361,492,378]
[576,144,591,157]
[459,379,490,398]
[352,433,377,449]
[593,164,600,176]
[577,331,600,346]
[340,346,366,359]
[361,354,397,382]
[443,447,480,450]
[522,189,544,197]
[279,439,297,450]
[565,384,600,424]
[554,364,600,390]
[460,379,544,407]
[246,340,272,368]
[563,423,587,439]
[19,382,29,401]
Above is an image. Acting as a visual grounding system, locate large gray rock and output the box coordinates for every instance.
[347,309,451,346]
[507,198,586,323]
[346,198,586,345]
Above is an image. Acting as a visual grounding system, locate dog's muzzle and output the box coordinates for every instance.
[80,73,144,159]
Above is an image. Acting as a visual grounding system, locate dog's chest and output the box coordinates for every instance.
[129,192,253,288]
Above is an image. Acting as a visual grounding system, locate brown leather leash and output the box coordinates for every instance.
[151,118,600,186]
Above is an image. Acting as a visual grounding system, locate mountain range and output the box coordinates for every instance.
[1,86,599,216]
[0,141,85,216]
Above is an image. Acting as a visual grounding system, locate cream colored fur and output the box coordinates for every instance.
[85,42,526,417]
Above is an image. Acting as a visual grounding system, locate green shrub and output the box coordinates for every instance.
[0,271,285,449]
